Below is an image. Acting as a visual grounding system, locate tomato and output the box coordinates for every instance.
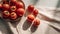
[0,4,2,8]
[10,0,17,6]
[16,8,25,17]
[15,2,24,8]
[32,9,38,16]
[2,10,10,18]
[10,0,17,3]
[27,14,35,22]
[3,4,10,10]
[33,19,40,26]
[10,12,17,20]
[3,0,9,4]
[27,5,34,12]
[10,6,16,12]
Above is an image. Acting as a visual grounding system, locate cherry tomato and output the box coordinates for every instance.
[16,8,25,17]
[10,12,17,20]
[10,0,17,3]
[15,2,24,8]
[10,0,17,6]
[10,6,16,12]
[32,9,38,16]
[3,0,9,4]
[3,4,10,10]
[2,10,10,18]
[0,4,2,8]
[33,19,40,26]
[27,14,35,22]
[27,5,34,12]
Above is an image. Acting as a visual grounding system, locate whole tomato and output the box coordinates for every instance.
[27,14,35,22]
[27,5,34,12]
[10,0,17,3]
[16,8,25,17]
[2,10,10,18]
[3,4,10,10]
[15,2,24,8]
[32,9,38,16]
[3,0,9,4]
[33,19,40,26]
[10,6,16,12]
[10,12,17,20]
[10,0,17,6]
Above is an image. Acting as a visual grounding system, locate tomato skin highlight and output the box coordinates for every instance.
[33,19,40,26]
[3,4,10,10]
[27,14,35,22]
[32,9,38,16]
[27,5,34,12]
[10,0,17,3]
[16,8,25,17]
[15,2,24,8]
[0,4,2,8]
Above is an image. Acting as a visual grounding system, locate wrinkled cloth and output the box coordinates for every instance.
[0,0,60,34]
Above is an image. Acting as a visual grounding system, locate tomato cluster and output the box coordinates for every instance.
[1,0,25,20]
[27,5,38,17]
[27,5,40,26]
[0,0,40,27]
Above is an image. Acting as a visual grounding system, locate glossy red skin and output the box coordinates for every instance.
[3,0,9,4]
[33,9,38,16]
[15,2,24,8]
[27,5,34,12]
[16,8,25,17]
[33,19,40,26]
[10,0,17,6]
[10,0,17,3]
[0,4,2,8]
[27,14,35,22]
[3,4,10,10]
[2,11,10,18]
[10,12,17,20]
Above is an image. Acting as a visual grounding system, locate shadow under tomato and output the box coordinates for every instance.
[30,25,38,33]
[22,20,32,30]
[10,17,22,28]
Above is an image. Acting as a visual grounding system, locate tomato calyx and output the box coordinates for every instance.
[10,6,16,11]
[10,12,17,20]
[2,10,10,18]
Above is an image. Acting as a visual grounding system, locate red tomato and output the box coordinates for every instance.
[0,4,2,8]
[10,12,17,20]
[10,0,17,3]
[15,2,24,8]
[33,19,40,26]
[32,9,38,16]
[16,8,25,17]
[27,14,35,22]
[3,0,9,4]
[2,10,10,18]
[27,5,34,12]
[10,0,17,6]
[10,6,16,12]
[3,4,10,10]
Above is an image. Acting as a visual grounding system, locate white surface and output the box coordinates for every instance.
[0,0,60,34]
